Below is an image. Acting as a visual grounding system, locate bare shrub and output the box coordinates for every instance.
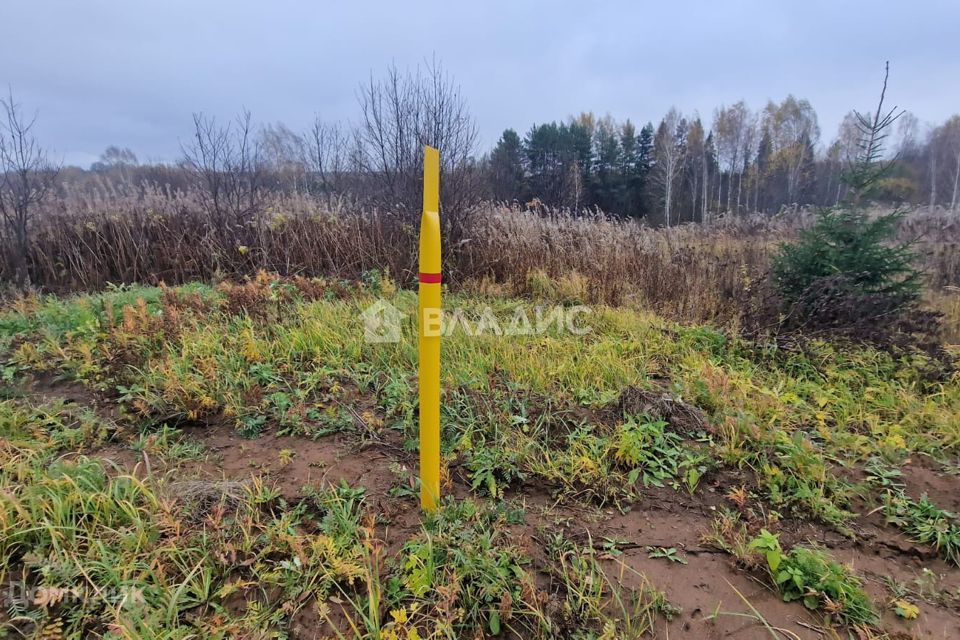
[354,60,480,221]
[305,117,347,195]
[12,187,417,290]
[0,91,59,288]
[181,110,265,224]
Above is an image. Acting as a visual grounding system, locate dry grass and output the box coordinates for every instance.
[3,188,960,335]
[926,288,960,344]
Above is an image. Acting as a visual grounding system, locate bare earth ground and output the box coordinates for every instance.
[35,376,960,640]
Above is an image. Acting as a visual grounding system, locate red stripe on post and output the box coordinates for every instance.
[419,272,442,284]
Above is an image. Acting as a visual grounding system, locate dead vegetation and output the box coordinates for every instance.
[4,190,960,343]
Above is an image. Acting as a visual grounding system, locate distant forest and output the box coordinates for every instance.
[11,62,960,228]
[486,100,960,225]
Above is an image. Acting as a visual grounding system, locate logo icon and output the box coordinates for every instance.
[361,299,405,343]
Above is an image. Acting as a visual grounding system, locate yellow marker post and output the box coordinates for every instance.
[419,146,442,511]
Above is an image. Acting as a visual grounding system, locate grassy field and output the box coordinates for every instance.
[2,272,960,638]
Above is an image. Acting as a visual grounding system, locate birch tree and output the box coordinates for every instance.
[652,108,685,227]
[685,118,706,222]
[764,96,820,205]
[713,101,750,213]
[932,116,960,211]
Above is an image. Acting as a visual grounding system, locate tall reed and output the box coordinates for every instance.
[3,188,959,329]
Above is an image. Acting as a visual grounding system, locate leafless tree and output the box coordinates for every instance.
[181,109,264,223]
[0,90,59,288]
[306,117,347,194]
[740,113,760,212]
[259,122,307,192]
[354,59,479,217]
[895,111,920,157]
[93,145,139,169]
[90,145,139,187]
[684,118,707,223]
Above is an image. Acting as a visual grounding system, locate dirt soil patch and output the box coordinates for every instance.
[17,376,960,639]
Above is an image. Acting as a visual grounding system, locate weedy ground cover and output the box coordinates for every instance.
[2,273,959,638]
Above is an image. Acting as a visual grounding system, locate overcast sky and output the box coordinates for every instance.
[3,0,958,167]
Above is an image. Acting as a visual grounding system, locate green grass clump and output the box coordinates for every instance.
[748,529,876,625]
[0,398,110,452]
[883,491,960,566]
[385,498,536,637]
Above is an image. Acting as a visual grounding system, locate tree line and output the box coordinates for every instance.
[487,99,960,226]
[4,61,960,286]
[81,80,960,229]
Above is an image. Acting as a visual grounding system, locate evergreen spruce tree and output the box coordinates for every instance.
[636,123,654,176]
[633,123,655,216]
[771,64,925,336]
[592,117,622,212]
[618,120,639,215]
[489,129,525,202]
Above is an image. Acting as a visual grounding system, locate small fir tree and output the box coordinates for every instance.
[772,63,922,321]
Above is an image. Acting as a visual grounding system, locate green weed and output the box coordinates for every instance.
[748,529,876,625]
[883,491,960,566]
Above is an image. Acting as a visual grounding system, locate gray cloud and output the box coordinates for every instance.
[3,0,958,166]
